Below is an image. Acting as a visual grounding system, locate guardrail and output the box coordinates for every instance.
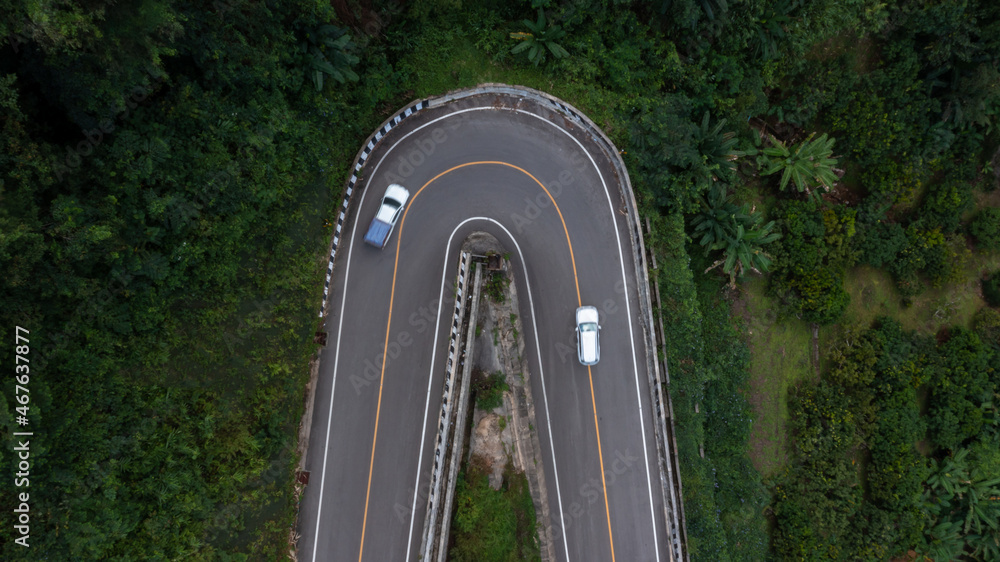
[437,84,690,562]
[306,84,688,562]
[418,252,479,562]
[317,100,427,324]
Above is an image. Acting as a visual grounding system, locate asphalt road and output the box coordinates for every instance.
[298,93,668,562]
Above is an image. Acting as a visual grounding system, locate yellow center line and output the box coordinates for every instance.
[356,207,401,561]
[357,161,614,562]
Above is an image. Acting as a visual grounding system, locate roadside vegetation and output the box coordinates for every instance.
[450,457,541,562]
[3,0,999,559]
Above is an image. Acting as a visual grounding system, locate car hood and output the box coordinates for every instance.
[576,306,599,325]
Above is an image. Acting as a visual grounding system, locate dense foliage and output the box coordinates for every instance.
[450,457,541,562]
[971,207,1000,251]
[1,0,406,557]
[4,0,999,558]
[770,320,1000,561]
[768,201,856,324]
[984,271,1000,308]
[655,213,769,560]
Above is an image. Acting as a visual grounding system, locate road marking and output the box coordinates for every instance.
[507,108,661,562]
[310,159,366,562]
[353,160,613,561]
[405,216,560,562]
[312,105,660,562]
[353,159,612,560]
[356,183,406,561]
[358,128,570,558]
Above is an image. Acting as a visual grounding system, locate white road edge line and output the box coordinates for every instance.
[359,108,573,561]
[310,161,367,562]
[314,103,660,562]
[405,220,461,562]
[552,116,663,562]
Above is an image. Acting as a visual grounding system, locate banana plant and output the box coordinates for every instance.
[761,132,840,199]
[752,0,797,61]
[920,448,1000,560]
[696,111,745,183]
[510,9,569,66]
[299,25,359,91]
[692,185,780,287]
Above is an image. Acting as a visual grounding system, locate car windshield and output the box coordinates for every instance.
[580,322,597,333]
[376,198,402,222]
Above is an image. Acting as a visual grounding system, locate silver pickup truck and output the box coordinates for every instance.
[363,184,410,248]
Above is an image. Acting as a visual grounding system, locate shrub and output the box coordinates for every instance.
[858,159,926,206]
[983,272,1000,308]
[856,221,907,268]
[768,200,855,324]
[921,234,967,289]
[973,307,1000,349]
[919,180,973,234]
[970,207,1000,250]
[793,267,851,324]
[888,225,962,293]
[474,371,509,410]
[927,329,993,449]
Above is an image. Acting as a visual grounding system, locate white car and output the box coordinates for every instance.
[363,184,410,248]
[575,306,600,366]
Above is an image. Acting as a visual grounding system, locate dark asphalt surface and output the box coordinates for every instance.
[298,95,667,562]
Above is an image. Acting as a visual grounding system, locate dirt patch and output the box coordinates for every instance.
[469,411,510,490]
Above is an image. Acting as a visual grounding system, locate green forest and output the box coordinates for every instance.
[1,0,999,559]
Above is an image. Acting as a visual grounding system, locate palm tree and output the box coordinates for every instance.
[761,132,840,199]
[752,0,796,61]
[691,185,780,287]
[920,448,1000,561]
[695,111,745,183]
[510,9,569,66]
[299,25,359,91]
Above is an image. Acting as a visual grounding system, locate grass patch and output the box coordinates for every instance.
[741,275,815,479]
[474,370,509,411]
[832,248,1000,339]
[484,270,511,304]
[449,457,540,562]
[744,245,1000,480]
